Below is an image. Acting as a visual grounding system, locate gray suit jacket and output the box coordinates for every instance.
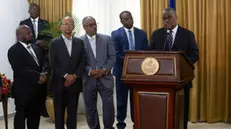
[79,33,116,88]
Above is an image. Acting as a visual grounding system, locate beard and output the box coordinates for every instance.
[22,36,33,44]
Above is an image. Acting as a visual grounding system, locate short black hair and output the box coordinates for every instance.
[82,16,95,26]
[119,11,132,19]
[163,7,176,15]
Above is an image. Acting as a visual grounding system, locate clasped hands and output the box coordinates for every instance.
[64,74,77,87]
[90,69,107,78]
[38,73,47,84]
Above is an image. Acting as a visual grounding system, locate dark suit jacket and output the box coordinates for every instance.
[149,26,199,88]
[111,27,149,76]
[20,18,48,40]
[49,36,86,93]
[8,42,44,102]
[149,26,199,64]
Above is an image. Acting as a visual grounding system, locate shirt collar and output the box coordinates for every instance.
[123,27,134,33]
[87,34,96,40]
[19,41,30,48]
[30,17,39,22]
[167,25,178,34]
[62,34,72,40]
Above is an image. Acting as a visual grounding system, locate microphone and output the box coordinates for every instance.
[162,31,169,51]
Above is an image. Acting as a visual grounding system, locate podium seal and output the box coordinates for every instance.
[141,57,159,75]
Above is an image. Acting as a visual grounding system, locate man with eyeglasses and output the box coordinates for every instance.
[19,2,49,117]
[49,17,86,129]
[80,16,116,129]
[111,11,149,129]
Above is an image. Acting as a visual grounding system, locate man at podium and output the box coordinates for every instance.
[149,7,199,129]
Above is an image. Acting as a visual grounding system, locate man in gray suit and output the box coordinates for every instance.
[80,16,116,129]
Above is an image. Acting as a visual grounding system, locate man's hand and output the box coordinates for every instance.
[38,74,47,84]
[96,69,107,78]
[64,74,76,87]
[90,69,99,78]
[36,40,45,48]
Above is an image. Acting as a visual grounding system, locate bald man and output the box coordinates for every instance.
[20,3,50,117]
[49,17,86,129]
[149,7,199,129]
[8,25,47,129]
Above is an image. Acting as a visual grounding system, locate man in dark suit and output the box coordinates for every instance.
[19,3,48,47]
[80,16,116,129]
[49,17,86,129]
[111,11,149,129]
[8,25,47,129]
[19,3,49,117]
[149,7,199,129]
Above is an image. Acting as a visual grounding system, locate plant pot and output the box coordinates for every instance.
[46,97,67,123]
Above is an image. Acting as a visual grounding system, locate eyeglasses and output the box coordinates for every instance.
[83,23,99,28]
[62,24,74,27]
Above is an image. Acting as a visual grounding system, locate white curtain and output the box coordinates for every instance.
[72,0,141,114]
[72,0,141,36]
[0,0,29,116]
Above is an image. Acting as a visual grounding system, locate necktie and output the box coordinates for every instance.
[32,19,37,39]
[128,30,135,50]
[165,30,173,51]
[27,45,39,66]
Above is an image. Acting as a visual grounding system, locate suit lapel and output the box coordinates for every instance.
[134,28,138,50]
[172,26,181,50]
[38,19,42,33]
[59,36,71,58]
[31,45,40,65]
[121,28,129,50]
[27,18,36,39]
[18,43,39,67]
[84,35,96,61]
[96,34,101,62]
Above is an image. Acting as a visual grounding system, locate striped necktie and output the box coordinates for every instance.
[166,30,173,51]
[27,45,39,66]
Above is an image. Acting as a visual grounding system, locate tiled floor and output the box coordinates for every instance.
[0,114,231,129]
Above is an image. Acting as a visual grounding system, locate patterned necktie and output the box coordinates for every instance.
[166,30,173,51]
[32,19,37,39]
[27,45,39,66]
[128,30,135,50]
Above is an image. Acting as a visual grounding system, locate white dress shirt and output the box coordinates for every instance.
[167,25,178,45]
[62,34,72,56]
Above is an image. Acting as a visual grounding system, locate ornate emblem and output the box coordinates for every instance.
[141,57,159,75]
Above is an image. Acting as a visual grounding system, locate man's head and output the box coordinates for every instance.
[16,25,33,44]
[60,17,75,35]
[28,3,40,19]
[162,7,178,30]
[82,16,97,37]
[120,11,133,29]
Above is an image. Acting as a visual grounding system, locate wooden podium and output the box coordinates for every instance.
[121,51,194,129]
